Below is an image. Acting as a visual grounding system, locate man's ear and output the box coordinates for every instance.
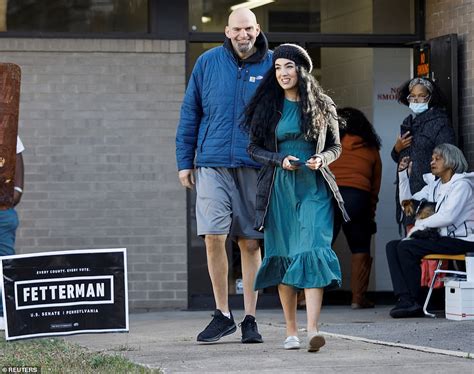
[224,25,230,38]
[255,23,261,36]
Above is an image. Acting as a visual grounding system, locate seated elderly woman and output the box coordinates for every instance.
[386,143,474,318]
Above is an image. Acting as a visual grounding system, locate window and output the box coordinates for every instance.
[189,0,416,34]
[0,0,148,33]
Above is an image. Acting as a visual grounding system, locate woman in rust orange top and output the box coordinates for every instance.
[330,107,382,309]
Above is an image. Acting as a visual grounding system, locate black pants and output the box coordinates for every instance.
[386,237,473,303]
[333,187,373,254]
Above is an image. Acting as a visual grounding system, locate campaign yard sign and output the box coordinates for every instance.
[1,248,128,340]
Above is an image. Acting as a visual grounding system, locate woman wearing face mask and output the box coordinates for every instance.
[391,77,455,231]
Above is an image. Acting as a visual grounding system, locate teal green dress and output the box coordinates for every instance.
[254,99,341,290]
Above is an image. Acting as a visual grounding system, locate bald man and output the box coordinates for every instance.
[176,9,273,343]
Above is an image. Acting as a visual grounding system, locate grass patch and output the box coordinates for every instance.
[0,335,161,373]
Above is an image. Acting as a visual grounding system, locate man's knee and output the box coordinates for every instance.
[0,212,18,256]
[205,234,227,251]
[239,238,260,253]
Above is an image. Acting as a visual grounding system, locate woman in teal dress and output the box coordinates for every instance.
[243,44,349,352]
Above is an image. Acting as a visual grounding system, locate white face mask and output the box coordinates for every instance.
[409,102,429,114]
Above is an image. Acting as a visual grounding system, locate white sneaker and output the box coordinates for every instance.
[0,316,5,331]
[283,335,300,350]
[307,332,325,352]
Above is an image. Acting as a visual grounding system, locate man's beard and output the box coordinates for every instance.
[237,41,253,53]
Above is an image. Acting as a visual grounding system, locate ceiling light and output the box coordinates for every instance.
[201,16,212,23]
[230,0,275,11]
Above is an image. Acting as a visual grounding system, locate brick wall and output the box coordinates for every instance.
[0,38,187,311]
[425,0,474,167]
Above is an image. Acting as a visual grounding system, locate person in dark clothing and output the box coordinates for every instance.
[244,43,348,352]
[330,108,382,309]
[391,77,455,231]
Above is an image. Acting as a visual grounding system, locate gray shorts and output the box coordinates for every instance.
[195,167,263,241]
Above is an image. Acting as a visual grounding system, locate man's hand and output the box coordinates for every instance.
[178,169,195,189]
[394,131,413,153]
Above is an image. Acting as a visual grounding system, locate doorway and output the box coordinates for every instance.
[185,0,424,309]
[186,42,415,308]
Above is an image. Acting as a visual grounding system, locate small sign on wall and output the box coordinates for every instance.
[1,248,128,341]
[414,46,430,78]
[376,87,399,101]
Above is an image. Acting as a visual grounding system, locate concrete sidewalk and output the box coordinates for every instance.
[66,306,473,373]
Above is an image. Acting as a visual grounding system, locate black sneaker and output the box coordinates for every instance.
[390,301,424,318]
[197,309,236,342]
[239,315,263,343]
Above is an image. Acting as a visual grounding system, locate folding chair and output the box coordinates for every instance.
[422,254,466,317]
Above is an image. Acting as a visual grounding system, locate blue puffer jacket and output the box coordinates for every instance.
[176,33,273,170]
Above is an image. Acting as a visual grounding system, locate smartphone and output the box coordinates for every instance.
[400,123,411,136]
[289,159,305,166]
[401,116,412,136]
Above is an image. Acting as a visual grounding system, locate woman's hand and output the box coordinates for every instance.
[306,156,323,170]
[398,156,412,174]
[282,155,301,171]
[394,132,413,153]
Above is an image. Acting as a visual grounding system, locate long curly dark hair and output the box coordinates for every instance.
[337,107,381,150]
[242,65,337,141]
